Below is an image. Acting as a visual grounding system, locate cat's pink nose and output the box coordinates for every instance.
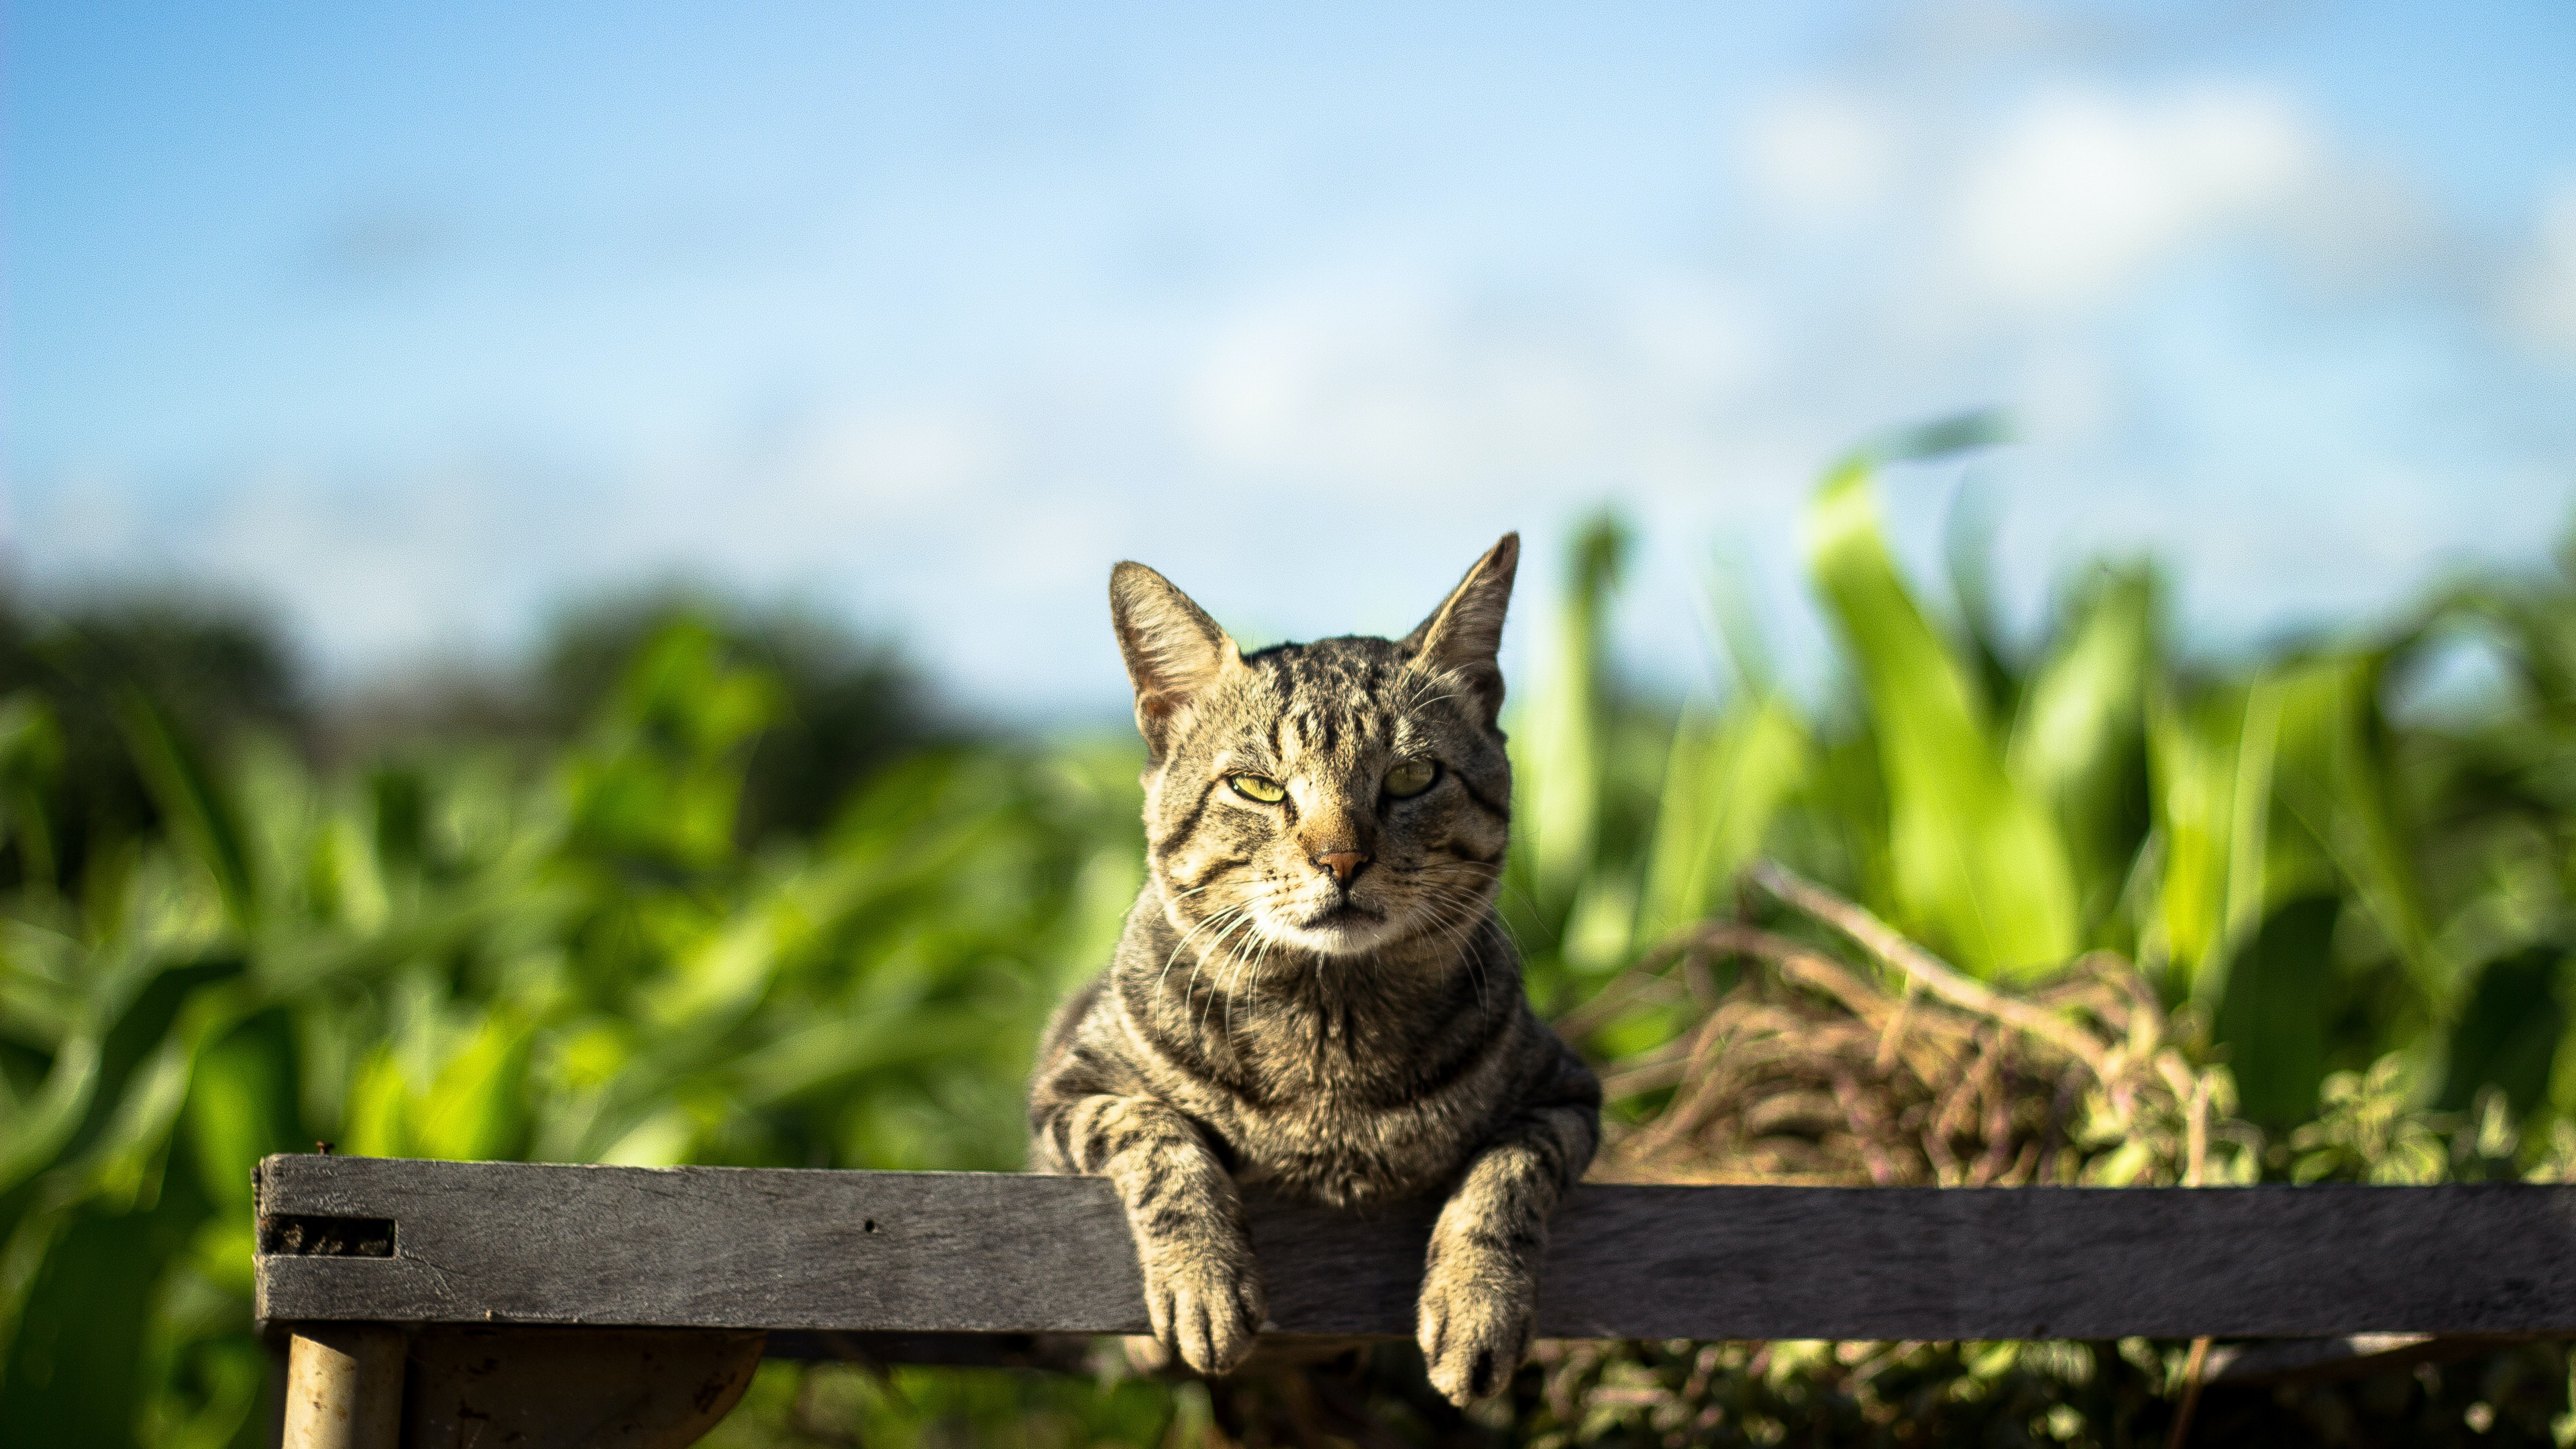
[1316,851,1370,886]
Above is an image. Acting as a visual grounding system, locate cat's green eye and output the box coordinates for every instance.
[1383,759,1438,799]
[1229,773,1286,804]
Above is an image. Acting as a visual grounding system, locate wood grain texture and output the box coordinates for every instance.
[255,1156,2576,1341]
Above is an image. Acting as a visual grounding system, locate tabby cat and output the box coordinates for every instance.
[1027,534,1601,1405]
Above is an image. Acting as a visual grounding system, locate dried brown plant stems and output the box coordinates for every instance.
[1532,863,2255,1444]
[1577,862,2247,1193]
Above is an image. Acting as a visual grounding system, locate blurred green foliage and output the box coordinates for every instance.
[529,588,948,843]
[7,430,2576,1444]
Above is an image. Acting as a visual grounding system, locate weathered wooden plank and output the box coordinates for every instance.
[254,1155,2576,1342]
[258,1157,1144,1335]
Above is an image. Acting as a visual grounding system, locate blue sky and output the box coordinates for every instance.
[11,2,2576,716]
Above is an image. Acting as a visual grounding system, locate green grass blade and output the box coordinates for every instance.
[2005,565,2157,942]
[111,691,257,930]
[1516,513,1629,920]
[1804,455,2076,976]
[1635,696,1811,945]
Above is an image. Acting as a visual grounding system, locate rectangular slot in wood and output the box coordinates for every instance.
[260,1212,396,1258]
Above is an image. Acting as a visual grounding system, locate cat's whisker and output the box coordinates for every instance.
[1199,908,1266,1036]
[1413,888,1494,1001]
[1221,907,1272,1020]
[1175,900,1277,1010]
[1161,902,1249,996]
[1222,924,1270,1042]
[1390,863,1513,957]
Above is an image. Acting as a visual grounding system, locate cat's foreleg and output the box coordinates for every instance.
[1046,1093,1267,1375]
[1416,1104,1596,1405]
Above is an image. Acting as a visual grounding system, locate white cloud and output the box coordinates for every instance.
[623,404,1021,582]
[193,468,539,665]
[2014,341,2118,446]
[1185,284,1590,481]
[7,404,1059,693]
[1182,276,1766,494]
[11,467,146,568]
[1950,84,2323,311]
[1739,88,1897,223]
[794,409,1008,515]
[2506,180,2576,354]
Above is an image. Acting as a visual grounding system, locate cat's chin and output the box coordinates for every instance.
[1266,908,1403,958]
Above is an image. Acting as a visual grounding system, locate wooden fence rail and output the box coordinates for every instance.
[254,1154,2576,1447]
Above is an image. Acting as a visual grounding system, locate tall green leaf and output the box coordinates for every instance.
[2006,565,2157,941]
[2441,945,2569,1118]
[0,694,64,890]
[2147,680,2279,1002]
[1634,696,1810,945]
[1515,513,1629,922]
[413,1009,535,1163]
[2218,893,2340,1127]
[1804,455,2077,976]
[2269,653,2441,1007]
[113,693,256,930]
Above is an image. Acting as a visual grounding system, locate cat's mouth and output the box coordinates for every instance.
[1269,899,1394,956]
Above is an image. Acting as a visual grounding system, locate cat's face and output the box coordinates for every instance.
[1108,537,1517,967]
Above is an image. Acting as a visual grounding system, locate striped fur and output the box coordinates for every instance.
[1028,534,1601,1404]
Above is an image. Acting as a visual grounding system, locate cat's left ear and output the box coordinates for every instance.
[1402,533,1518,726]
[1110,561,1242,757]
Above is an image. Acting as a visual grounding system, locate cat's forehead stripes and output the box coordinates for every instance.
[1226,640,1435,773]
[1276,699,1381,765]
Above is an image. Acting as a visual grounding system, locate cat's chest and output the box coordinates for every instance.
[1115,963,1516,1201]
[1223,1087,1466,1204]
[1191,1042,1491,1201]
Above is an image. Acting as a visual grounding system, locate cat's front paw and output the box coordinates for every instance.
[1140,1236,1267,1376]
[1416,1246,1536,1406]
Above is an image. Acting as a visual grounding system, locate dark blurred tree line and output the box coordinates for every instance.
[0,584,946,897]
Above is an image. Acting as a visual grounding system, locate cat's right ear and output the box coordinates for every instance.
[1110,561,1240,756]
[1402,533,1519,727]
